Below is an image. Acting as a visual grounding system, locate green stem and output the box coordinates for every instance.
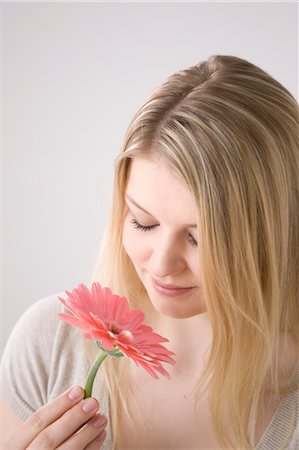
[84,350,108,398]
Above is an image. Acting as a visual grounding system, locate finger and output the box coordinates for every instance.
[58,413,108,450]
[27,397,100,449]
[84,428,107,450]
[8,386,84,450]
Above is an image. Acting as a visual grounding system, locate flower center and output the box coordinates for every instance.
[106,320,122,335]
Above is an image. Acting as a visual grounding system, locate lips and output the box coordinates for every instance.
[152,278,195,297]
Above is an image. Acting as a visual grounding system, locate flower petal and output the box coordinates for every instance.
[58,282,176,379]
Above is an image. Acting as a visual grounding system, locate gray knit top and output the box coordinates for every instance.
[1,295,298,449]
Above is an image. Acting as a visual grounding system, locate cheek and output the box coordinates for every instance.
[189,254,202,284]
[122,222,134,260]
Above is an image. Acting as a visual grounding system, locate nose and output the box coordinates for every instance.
[148,232,186,278]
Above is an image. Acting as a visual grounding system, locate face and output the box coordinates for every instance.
[122,155,206,319]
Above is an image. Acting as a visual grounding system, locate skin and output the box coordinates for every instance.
[123,154,206,320]
[118,154,219,448]
[1,387,108,449]
[122,154,213,377]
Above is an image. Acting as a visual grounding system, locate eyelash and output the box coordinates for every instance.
[130,219,198,248]
[130,218,157,232]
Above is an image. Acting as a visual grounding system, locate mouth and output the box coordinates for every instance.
[152,278,196,297]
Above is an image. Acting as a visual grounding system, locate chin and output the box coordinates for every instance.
[150,296,206,319]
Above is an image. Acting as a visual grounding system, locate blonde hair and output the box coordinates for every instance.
[92,55,299,449]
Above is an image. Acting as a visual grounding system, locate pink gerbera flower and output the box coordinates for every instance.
[58,282,175,397]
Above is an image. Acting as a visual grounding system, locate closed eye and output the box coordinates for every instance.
[130,218,159,232]
[131,218,198,248]
[187,233,198,248]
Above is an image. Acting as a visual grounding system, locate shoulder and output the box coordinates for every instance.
[0,293,91,420]
[7,293,62,341]
[257,361,299,450]
[287,420,299,450]
[1,294,63,363]
[1,293,69,364]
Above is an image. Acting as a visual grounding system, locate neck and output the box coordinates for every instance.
[143,303,213,377]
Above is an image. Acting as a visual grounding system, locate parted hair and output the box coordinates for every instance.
[92,55,299,449]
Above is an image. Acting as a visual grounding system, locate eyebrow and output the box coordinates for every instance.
[125,194,197,228]
[125,194,152,216]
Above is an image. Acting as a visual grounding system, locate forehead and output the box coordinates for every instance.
[125,156,197,222]
[126,153,184,186]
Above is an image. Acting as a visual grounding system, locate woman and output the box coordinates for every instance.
[1,55,298,449]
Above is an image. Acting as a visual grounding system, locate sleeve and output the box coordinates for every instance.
[288,422,299,450]
[0,295,62,421]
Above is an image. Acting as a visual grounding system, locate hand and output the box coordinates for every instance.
[4,386,108,450]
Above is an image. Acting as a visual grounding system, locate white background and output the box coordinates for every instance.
[1,2,298,355]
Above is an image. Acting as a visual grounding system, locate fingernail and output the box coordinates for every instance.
[82,398,98,413]
[92,414,107,428]
[68,386,82,400]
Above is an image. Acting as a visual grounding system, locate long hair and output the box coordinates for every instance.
[92,55,299,449]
